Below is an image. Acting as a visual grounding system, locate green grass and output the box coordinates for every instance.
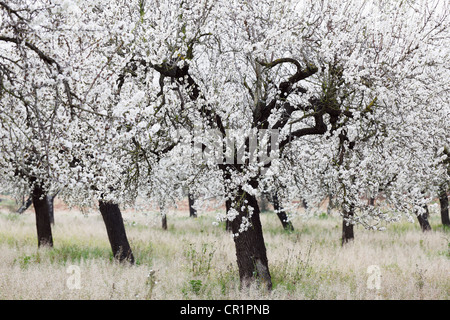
[128,240,154,266]
[10,242,112,267]
[0,200,449,300]
[48,243,112,264]
[0,232,37,248]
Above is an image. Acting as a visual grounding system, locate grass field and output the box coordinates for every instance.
[0,196,448,300]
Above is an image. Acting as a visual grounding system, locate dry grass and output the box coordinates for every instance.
[0,197,448,300]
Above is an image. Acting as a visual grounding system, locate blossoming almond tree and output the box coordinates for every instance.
[115,0,449,288]
[0,0,143,261]
[267,0,449,240]
[1,0,448,290]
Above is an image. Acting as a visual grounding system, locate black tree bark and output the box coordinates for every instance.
[188,193,197,218]
[18,193,56,225]
[341,205,355,245]
[32,185,53,248]
[98,200,135,263]
[225,199,232,232]
[230,187,272,290]
[417,205,432,232]
[439,189,450,227]
[162,212,168,230]
[272,194,294,231]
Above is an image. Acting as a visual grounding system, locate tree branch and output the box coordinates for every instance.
[257,57,318,98]
[279,112,327,151]
[0,36,78,116]
[0,2,27,21]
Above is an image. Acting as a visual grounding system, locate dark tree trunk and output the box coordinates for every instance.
[188,193,197,218]
[230,187,272,290]
[439,189,450,227]
[225,199,232,232]
[161,213,168,230]
[368,197,375,206]
[302,199,308,209]
[341,205,355,245]
[272,194,294,231]
[32,185,53,248]
[98,200,135,263]
[417,205,432,232]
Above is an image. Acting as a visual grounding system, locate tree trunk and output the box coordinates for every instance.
[98,200,134,263]
[302,199,308,209]
[272,194,294,231]
[417,205,432,232]
[230,187,272,290]
[188,193,197,218]
[32,185,53,248]
[161,212,168,230]
[225,199,232,232]
[17,196,33,214]
[439,189,450,227]
[341,205,355,245]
